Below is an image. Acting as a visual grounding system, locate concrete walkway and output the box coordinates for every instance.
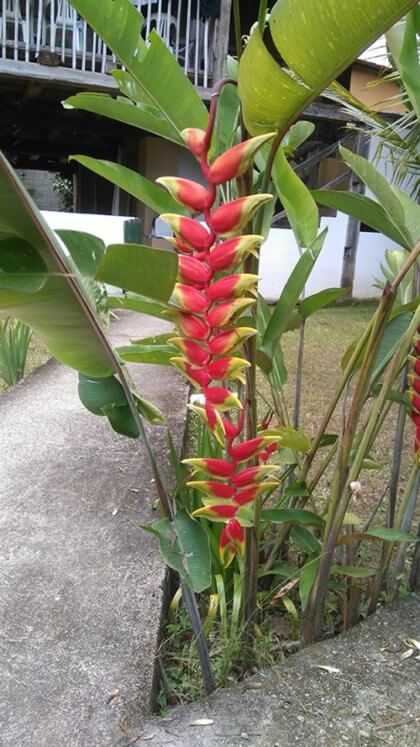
[0,311,187,747]
[129,595,420,747]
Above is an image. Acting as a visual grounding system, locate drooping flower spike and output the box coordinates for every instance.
[158,94,279,566]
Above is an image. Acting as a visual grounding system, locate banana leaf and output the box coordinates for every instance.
[238,0,417,136]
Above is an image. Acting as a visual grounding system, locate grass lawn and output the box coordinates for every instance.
[0,323,50,396]
[258,301,416,527]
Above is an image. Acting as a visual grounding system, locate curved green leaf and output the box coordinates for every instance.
[109,293,171,319]
[78,372,165,430]
[68,0,207,134]
[96,244,178,301]
[0,152,114,377]
[142,509,212,592]
[339,146,413,246]
[272,148,319,248]
[64,93,183,145]
[56,229,109,328]
[239,0,417,135]
[312,189,410,249]
[262,508,323,526]
[299,288,348,318]
[117,342,175,366]
[69,156,188,216]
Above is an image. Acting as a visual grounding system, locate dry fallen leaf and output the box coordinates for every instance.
[404,638,420,650]
[104,688,120,704]
[315,665,341,674]
[400,648,414,661]
[189,719,214,726]
[243,681,262,690]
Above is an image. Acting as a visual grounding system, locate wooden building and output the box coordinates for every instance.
[0,1,403,232]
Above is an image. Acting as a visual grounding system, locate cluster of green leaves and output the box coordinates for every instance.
[0,317,32,386]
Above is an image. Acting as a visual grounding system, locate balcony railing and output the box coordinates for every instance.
[0,0,218,87]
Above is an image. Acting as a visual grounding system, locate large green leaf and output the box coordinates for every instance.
[69,156,188,216]
[238,0,417,136]
[96,244,178,301]
[64,93,184,145]
[272,147,319,248]
[68,0,207,134]
[256,294,287,386]
[78,373,165,432]
[56,229,109,328]
[117,341,175,366]
[312,190,411,249]
[261,509,324,526]
[109,293,171,319]
[386,7,420,121]
[299,288,349,318]
[262,229,327,355]
[339,147,413,247]
[142,508,212,592]
[0,151,114,377]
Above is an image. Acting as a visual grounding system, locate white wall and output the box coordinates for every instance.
[42,211,129,246]
[259,215,402,302]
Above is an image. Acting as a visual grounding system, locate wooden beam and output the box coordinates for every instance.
[0,59,212,100]
[213,0,233,82]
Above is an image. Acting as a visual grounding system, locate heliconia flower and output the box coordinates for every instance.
[168,337,210,366]
[207,356,250,384]
[178,255,213,285]
[229,436,282,463]
[170,357,210,388]
[207,235,263,271]
[192,504,238,522]
[208,133,276,185]
[219,519,245,567]
[188,403,226,446]
[186,481,236,499]
[180,127,207,157]
[173,282,209,314]
[408,375,420,395]
[161,214,213,250]
[208,327,256,356]
[413,358,420,376]
[222,417,243,441]
[166,237,194,254]
[409,393,420,413]
[204,386,242,410]
[206,298,256,328]
[230,464,280,487]
[164,310,210,340]
[207,195,272,237]
[234,481,279,505]
[156,177,210,213]
[182,457,235,479]
[207,274,259,302]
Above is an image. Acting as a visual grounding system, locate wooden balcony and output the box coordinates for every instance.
[0,0,225,94]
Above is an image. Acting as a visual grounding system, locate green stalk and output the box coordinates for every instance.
[301,284,396,644]
[367,464,419,614]
[302,243,420,644]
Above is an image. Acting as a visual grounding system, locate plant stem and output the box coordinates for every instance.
[388,365,408,527]
[233,0,242,60]
[293,319,305,429]
[367,464,419,614]
[302,282,396,644]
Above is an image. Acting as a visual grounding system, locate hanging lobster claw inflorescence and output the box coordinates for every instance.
[157,91,281,566]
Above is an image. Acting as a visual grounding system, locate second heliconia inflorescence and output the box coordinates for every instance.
[156,109,282,567]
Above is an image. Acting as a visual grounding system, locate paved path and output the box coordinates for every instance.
[129,595,420,747]
[0,311,187,747]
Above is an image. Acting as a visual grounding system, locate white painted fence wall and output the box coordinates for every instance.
[259,217,402,302]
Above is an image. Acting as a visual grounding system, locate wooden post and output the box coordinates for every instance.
[212,0,233,82]
[340,132,370,300]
